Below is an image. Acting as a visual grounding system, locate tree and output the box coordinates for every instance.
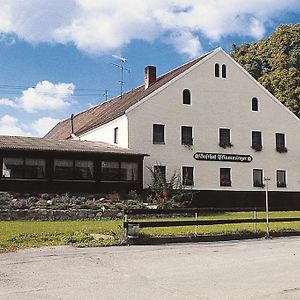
[231,24,300,116]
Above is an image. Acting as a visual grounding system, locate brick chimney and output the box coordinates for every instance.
[144,66,156,89]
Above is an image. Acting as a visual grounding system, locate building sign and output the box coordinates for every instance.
[193,152,253,163]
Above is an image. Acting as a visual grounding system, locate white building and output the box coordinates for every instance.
[46,48,300,208]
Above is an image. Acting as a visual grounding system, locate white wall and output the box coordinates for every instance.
[127,49,300,191]
[79,115,129,148]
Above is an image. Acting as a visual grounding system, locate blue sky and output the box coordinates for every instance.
[0,0,299,137]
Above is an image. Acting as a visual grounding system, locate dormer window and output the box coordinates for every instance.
[252,97,258,111]
[215,63,220,77]
[222,64,227,78]
[182,89,191,105]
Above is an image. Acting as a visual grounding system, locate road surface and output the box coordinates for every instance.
[0,237,299,299]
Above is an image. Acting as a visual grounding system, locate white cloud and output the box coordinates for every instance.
[0,114,61,137]
[0,114,31,136]
[30,117,60,137]
[0,98,17,108]
[0,81,75,113]
[19,81,74,113]
[0,1,299,57]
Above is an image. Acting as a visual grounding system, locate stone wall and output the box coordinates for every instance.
[0,209,123,221]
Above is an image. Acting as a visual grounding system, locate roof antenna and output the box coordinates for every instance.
[111,55,130,98]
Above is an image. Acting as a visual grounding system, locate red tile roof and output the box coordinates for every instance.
[45,51,212,140]
[0,135,146,156]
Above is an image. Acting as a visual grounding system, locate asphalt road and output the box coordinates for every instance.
[0,237,299,300]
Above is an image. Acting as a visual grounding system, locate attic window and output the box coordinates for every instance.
[182,89,191,105]
[252,97,258,111]
[222,64,227,78]
[214,63,220,77]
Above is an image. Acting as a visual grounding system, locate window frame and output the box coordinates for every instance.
[153,165,167,183]
[221,64,227,78]
[152,123,165,144]
[275,133,287,153]
[253,169,264,188]
[2,157,46,180]
[214,63,220,77]
[276,170,287,188]
[220,168,231,187]
[251,130,263,151]
[114,127,118,144]
[219,128,232,148]
[182,89,191,105]
[252,97,259,112]
[182,166,194,186]
[181,125,193,146]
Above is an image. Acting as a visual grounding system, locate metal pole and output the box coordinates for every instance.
[194,212,198,236]
[124,213,128,241]
[253,209,257,233]
[264,177,271,238]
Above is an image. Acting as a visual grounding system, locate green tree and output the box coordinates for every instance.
[231,24,300,116]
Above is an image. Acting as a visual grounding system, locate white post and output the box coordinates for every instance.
[264,177,271,238]
[194,212,198,236]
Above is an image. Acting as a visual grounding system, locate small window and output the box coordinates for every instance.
[277,170,286,187]
[220,168,231,186]
[153,165,166,183]
[2,157,46,179]
[215,63,220,77]
[182,89,191,105]
[53,159,93,180]
[153,124,165,144]
[252,131,262,151]
[181,126,193,145]
[182,166,194,186]
[120,162,138,181]
[114,127,118,144]
[252,97,258,111]
[101,161,120,181]
[276,133,287,153]
[253,169,264,187]
[219,128,231,148]
[222,64,226,78]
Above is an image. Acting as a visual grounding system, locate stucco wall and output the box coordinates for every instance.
[127,49,300,191]
[80,115,129,148]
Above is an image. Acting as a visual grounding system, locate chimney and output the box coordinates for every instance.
[144,66,156,89]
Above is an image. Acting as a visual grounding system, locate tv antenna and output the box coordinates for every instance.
[111,55,130,98]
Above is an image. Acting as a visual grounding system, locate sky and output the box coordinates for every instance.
[0,0,299,137]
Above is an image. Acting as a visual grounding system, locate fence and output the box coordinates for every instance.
[123,208,300,241]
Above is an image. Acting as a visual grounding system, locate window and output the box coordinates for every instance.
[219,128,232,148]
[53,159,93,180]
[101,161,119,181]
[2,157,46,179]
[114,127,118,144]
[101,161,139,182]
[181,126,193,145]
[120,162,138,181]
[220,168,231,186]
[222,64,226,78]
[252,97,258,111]
[253,169,264,187]
[277,170,286,187]
[182,89,191,105]
[252,131,262,151]
[276,133,287,153]
[182,166,194,186]
[215,63,220,77]
[153,165,166,183]
[153,124,165,144]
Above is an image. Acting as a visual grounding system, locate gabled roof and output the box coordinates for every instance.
[45,50,213,140]
[0,135,146,156]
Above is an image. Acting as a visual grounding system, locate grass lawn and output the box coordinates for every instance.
[1,211,300,253]
[0,220,124,253]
